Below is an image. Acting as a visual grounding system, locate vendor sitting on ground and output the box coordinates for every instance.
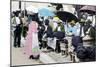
[67,20,77,35]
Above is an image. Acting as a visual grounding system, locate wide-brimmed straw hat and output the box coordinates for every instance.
[53,16,62,23]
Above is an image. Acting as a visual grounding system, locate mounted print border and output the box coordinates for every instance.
[10,0,96,66]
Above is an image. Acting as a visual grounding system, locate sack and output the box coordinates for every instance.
[76,46,87,59]
[86,46,96,60]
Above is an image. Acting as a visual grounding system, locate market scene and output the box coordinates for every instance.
[11,0,96,66]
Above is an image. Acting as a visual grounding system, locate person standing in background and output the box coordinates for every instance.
[13,12,23,48]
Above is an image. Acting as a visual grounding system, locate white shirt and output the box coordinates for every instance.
[53,22,58,31]
[15,17,20,25]
[58,26,61,31]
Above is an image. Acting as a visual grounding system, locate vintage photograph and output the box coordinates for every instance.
[11,0,96,66]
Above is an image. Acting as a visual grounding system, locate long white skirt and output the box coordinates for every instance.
[32,33,40,56]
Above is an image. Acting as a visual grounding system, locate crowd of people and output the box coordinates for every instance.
[11,4,96,62]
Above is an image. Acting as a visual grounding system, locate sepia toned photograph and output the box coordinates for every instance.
[10,0,96,66]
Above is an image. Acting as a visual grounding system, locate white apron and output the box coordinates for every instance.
[32,33,40,56]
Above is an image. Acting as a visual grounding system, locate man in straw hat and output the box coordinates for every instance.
[52,17,65,53]
[50,16,60,31]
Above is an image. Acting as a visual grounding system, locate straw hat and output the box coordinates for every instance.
[80,18,85,23]
[69,20,76,25]
[53,16,62,23]
[53,16,59,21]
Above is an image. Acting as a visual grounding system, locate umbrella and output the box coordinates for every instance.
[38,8,55,17]
[50,3,63,11]
[56,11,78,22]
[79,6,96,15]
[26,6,38,15]
[43,6,56,12]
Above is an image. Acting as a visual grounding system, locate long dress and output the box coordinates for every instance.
[23,21,39,57]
